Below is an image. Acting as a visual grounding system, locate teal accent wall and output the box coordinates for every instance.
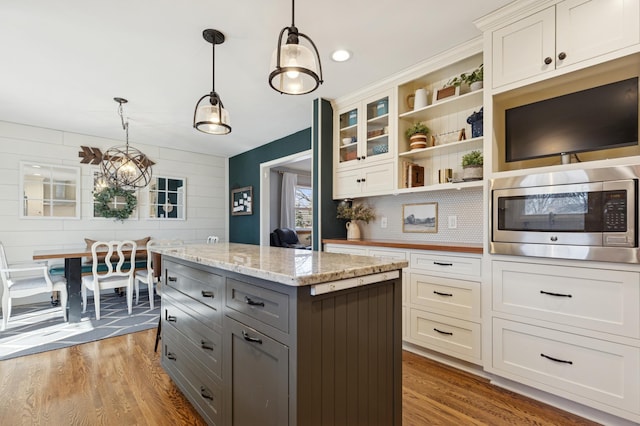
[229,129,311,244]
[313,99,344,249]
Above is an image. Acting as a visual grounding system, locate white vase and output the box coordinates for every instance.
[346,221,361,240]
[470,81,483,91]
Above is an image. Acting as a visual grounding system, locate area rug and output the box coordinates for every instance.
[0,291,160,361]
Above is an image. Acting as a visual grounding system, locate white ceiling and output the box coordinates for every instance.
[0,0,513,158]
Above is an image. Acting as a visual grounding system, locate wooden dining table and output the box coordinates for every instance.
[33,246,154,323]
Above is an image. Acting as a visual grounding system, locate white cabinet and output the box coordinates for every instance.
[334,91,396,199]
[324,242,483,365]
[333,160,395,199]
[489,258,640,421]
[492,0,640,88]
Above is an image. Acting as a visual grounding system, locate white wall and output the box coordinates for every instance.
[0,120,228,267]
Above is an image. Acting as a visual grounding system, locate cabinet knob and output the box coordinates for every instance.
[356,179,361,183]
[544,57,552,65]
[361,178,366,182]
[558,52,567,60]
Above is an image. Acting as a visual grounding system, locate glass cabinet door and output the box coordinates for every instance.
[338,108,358,165]
[365,96,389,160]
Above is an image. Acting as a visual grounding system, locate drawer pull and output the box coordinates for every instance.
[168,276,177,282]
[200,386,214,401]
[433,262,453,266]
[433,328,453,336]
[167,352,177,361]
[541,353,573,365]
[245,296,265,307]
[433,290,453,297]
[201,290,215,298]
[166,314,177,322]
[242,330,263,344]
[540,290,572,298]
[201,340,214,351]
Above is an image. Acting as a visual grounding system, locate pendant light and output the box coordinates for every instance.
[193,29,231,134]
[268,0,323,95]
[100,98,153,189]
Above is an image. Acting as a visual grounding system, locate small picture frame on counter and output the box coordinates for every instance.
[402,202,437,233]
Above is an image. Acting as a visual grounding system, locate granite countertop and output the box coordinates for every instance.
[322,238,483,254]
[153,243,408,287]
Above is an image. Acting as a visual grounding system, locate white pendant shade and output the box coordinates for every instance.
[194,100,231,135]
[270,43,320,95]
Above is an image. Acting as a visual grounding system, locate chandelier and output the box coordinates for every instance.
[100,98,153,189]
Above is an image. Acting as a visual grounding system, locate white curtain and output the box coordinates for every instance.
[280,172,297,229]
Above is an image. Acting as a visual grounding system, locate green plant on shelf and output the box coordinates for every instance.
[405,122,430,138]
[462,150,483,167]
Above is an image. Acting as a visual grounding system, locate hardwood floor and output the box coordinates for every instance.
[0,329,600,425]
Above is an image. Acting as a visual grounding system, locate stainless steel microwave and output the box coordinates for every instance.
[490,165,639,263]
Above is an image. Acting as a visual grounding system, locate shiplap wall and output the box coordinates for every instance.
[0,120,228,268]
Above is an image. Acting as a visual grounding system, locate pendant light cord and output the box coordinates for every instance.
[291,0,295,26]
[117,101,130,152]
[211,41,216,94]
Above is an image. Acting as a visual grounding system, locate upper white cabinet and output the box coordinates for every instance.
[492,0,640,89]
[334,90,396,198]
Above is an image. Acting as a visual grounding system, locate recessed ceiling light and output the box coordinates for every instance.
[331,49,351,62]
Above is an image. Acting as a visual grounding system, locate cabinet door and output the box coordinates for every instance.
[337,105,360,167]
[226,317,289,426]
[364,94,393,162]
[492,6,556,88]
[334,167,362,199]
[556,0,640,69]
[360,161,395,195]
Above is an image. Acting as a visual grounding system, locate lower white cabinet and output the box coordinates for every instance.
[324,242,482,364]
[490,258,640,422]
[333,160,395,199]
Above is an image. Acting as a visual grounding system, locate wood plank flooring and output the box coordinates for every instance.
[0,329,600,425]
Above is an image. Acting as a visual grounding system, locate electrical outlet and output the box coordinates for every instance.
[381,216,388,228]
[448,215,457,229]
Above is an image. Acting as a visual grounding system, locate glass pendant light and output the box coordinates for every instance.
[269,0,323,95]
[101,98,153,189]
[193,29,231,135]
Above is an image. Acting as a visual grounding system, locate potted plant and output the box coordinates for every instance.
[446,64,484,92]
[406,122,430,149]
[337,202,375,240]
[461,150,483,181]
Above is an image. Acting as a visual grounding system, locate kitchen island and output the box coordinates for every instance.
[152,243,408,426]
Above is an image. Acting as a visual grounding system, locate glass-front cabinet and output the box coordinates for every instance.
[336,90,394,170]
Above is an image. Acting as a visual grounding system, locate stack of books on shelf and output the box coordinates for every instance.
[402,160,425,188]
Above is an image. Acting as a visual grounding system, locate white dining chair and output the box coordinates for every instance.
[82,240,136,320]
[0,241,68,331]
[135,239,183,309]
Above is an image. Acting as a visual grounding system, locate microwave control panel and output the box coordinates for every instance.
[603,190,627,232]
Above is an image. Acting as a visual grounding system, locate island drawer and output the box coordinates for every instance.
[163,284,223,329]
[162,328,222,426]
[493,318,640,414]
[410,252,481,278]
[409,308,482,364]
[410,273,480,320]
[226,278,289,333]
[164,260,224,314]
[492,261,640,338]
[162,296,222,380]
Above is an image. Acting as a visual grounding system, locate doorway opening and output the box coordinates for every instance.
[259,150,312,246]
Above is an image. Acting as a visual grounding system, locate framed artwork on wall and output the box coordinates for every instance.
[402,202,437,233]
[231,186,252,216]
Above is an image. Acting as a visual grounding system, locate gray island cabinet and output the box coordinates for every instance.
[153,243,407,426]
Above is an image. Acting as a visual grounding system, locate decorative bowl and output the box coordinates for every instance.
[342,137,353,145]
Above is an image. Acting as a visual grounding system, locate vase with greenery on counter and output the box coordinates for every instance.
[337,202,375,240]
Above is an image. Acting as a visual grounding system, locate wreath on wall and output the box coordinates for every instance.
[93,187,137,221]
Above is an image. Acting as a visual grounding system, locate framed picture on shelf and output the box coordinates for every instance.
[402,202,437,233]
[231,186,252,216]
